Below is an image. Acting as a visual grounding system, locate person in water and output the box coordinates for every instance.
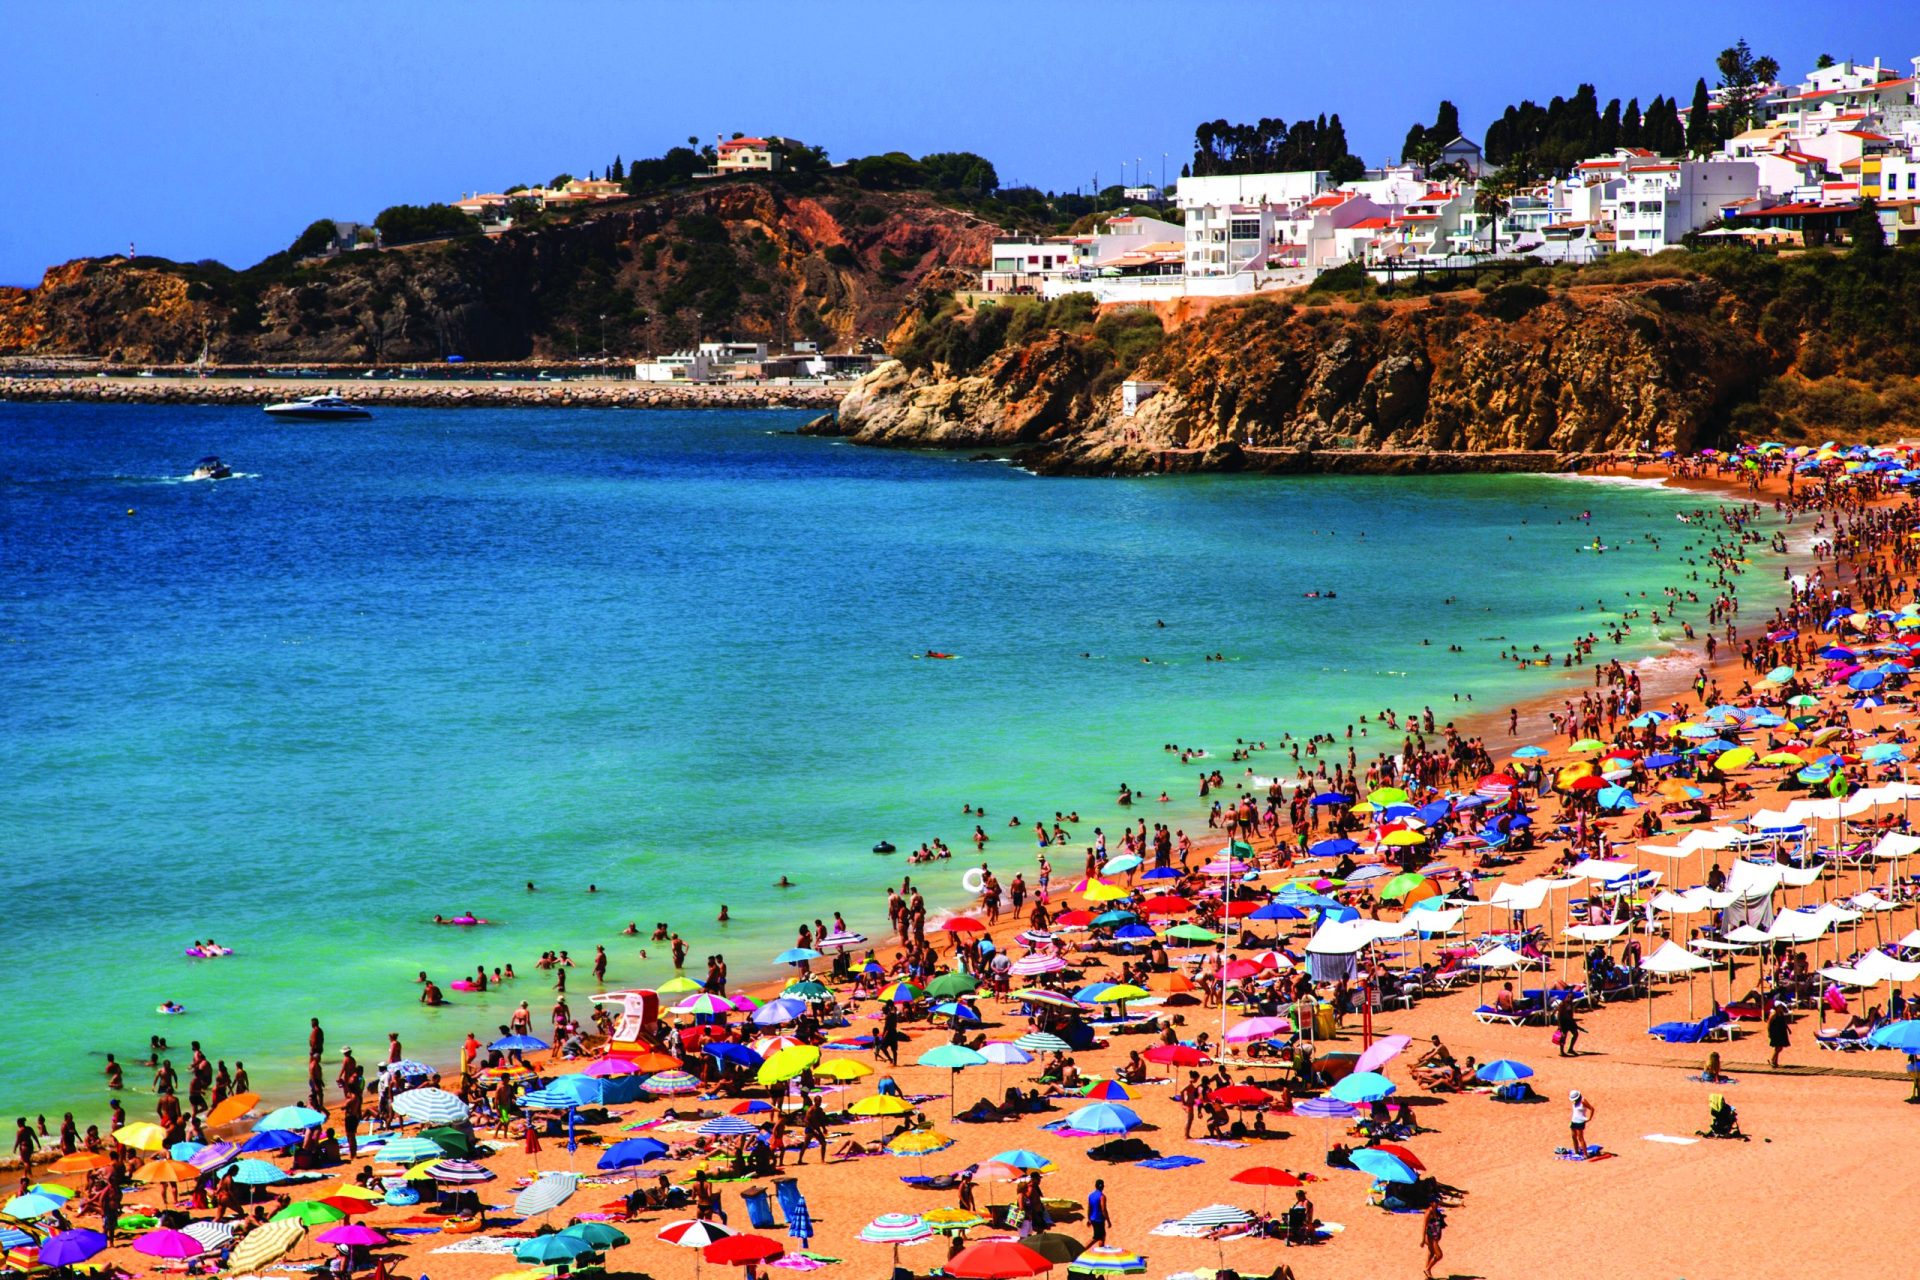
[775,876,794,888]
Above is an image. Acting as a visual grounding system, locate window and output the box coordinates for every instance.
[1230,218,1261,241]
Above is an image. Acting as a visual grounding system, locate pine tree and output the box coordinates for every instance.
[1599,99,1622,152]
[1685,79,1715,154]
[610,155,625,182]
[1621,98,1642,147]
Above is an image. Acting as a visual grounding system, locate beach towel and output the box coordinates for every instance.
[1191,1138,1248,1149]
[1643,1134,1700,1145]
[1136,1155,1205,1170]
[429,1236,520,1255]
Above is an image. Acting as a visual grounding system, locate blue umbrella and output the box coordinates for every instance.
[1475,1059,1534,1082]
[489,1034,549,1052]
[1111,924,1156,941]
[706,1042,764,1068]
[1091,911,1138,927]
[598,1137,670,1169]
[1139,867,1182,881]
[1328,1071,1396,1103]
[1308,838,1362,857]
[1317,904,1360,923]
[255,1106,324,1131]
[696,1116,764,1138]
[1348,1148,1419,1184]
[1310,793,1352,806]
[1249,902,1307,921]
[1644,753,1682,768]
[932,1001,981,1020]
[1849,671,1885,690]
[775,948,823,965]
[1292,1097,1358,1120]
[1063,1103,1142,1134]
[519,1088,577,1110]
[239,1129,302,1154]
[223,1159,287,1186]
[753,998,809,1026]
[544,1074,606,1106]
[37,1231,108,1267]
[1866,1022,1920,1053]
[169,1141,205,1160]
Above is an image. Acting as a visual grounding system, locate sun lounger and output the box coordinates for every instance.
[1473,1005,1527,1025]
[1816,1028,1870,1051]
[1648,1011,1734,1044]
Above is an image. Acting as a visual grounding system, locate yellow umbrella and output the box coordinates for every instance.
[1716,746,1756,771]
[756,1044,822,1087]
[1088,984,1149,1003]
[849,1095,912,1116]
[814,1058,872,1082]
[887,1130,955,1156]
[1760,751,1808,766]
[111,1122,169,1152]
[1079,880,1128,903]
[1555,763,1595,788]
[1382,830,1427,846]
[134,1159,203,1184]
[656,976,702,995]
[327,1183,385,1201]
[1367,787,1408,806]
[924,1207,985,1229]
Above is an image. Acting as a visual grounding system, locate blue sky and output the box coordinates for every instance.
[4,0,1919,284]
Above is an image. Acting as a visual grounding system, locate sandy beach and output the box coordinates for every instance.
[12,450,1920,1280]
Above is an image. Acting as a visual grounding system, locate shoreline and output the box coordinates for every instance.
[0,460,1796,1147]
[0,375,842,411]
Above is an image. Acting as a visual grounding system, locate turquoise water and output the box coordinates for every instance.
[0,403,1775,1125]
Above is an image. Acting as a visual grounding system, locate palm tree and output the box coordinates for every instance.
[1474,181,1512,257]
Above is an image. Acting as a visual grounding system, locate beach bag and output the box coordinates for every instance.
[1551,1029,1565,1046]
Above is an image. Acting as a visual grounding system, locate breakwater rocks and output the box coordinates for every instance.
[0,377,842,411]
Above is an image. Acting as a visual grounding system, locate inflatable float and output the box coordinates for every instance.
[433,915,492,926]
[872,841,896,855]
[157,1002,187,1015]
[185,945,234,958]
[450,980,481,992]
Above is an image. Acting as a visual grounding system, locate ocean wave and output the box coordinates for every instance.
[1550,472,1672,490]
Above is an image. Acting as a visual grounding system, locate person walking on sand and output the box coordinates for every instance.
[1568,1089,1596,1157]
[1422,1201,1446,1278]
[1768,1001,1791,1068]
[1087,1178,1111,1246]
[1555,994,1581,1057]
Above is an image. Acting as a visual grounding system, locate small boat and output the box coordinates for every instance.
[189,456,233,480]
[263,394,372,420]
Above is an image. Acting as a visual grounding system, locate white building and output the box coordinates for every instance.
[981,214,1184,293]
[1612,160,1760,253]
[634,341,769,382]
[1176,170,1328,278]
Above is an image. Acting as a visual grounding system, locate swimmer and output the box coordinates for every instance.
[526,881,536,892]
[622,922,639,935]
[588,884,598,893]
[718,905,731,923]
[775,876,794,887]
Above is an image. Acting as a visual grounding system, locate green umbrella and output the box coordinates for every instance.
[1379,872,1428,903]
[927,972,980,999]
[559,1222,631,1249]
[1023,1232,1088,1264]
[419,1126,478,1157]
[1163,924,1222,942]
[271,1200,346,1226]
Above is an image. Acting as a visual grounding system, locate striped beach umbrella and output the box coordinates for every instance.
[518,1088,578,1110]
[1180,1204,1254,1228]
[227,1219,304,1271]
[887,1130,956,1156]
[182,1221,236,1252]
[642,1070,704,1096]
[392,1087,470,1124]
[696,1116,764,1138]
[425,1159,496,1184]
[373,1136,446,1163]
[513,1173,580,1217]
[1013,1032,1072,1053]
[1011,954,1066,975]
[858,1213,933,1245]
[817,930,868,952]
[225,1158,289,1186]
[187,1140,240,1170]
[980,1042,1034,1065]
[674,993,738,1017]
[1068,1246,1148,1274]
[750,1035,803,1055]
[658,1219,735,1247]
[876,981,927,1003]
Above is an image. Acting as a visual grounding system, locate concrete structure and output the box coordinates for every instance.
[982,215,1183,293]
[1176,170,1328,278]
[1612,160,1760,253]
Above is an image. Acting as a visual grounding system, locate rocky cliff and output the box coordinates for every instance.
[808,280,1776,473]
[0,181,996,364]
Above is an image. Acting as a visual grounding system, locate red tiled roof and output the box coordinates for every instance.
[718,137,773,150]
[1348,216,1392,229]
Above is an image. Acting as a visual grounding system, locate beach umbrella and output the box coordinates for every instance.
[2,1192,64,1219]
[583,1056,644,1077]
[240,1128,303,1153]
[756,1045,821,1087]
[375,1136,446,1163]
[1354,1034,1411,1076]
[887,1130,956,1157]
[1292,1097,1358,1121]
[272,1199,347,1225]
[514,1172,580,1216]
[225,1158,289,1186]
[991,1149,1057,1172]
[697,1116,765,1139]
[660,1219,735,1247]
[1476,1059,1535,1083]
[516,1234,595,1265]
[228,1219,304,1271]
[255,1105,326,1131]
[1329,1071,1396,1104]
[1163,924,1222,943]
[1022,1233,1088,1265]
[706,1234,785,1267]
[1143,1043,1210,1066]
[1228,1166,1301,1210]
[548,1075,607,1107]
[392,1087,469,1124]
[318,1224,388,1248]
[946,1238,1056,1279]
[519,1087,579,1111]
[850,1094,912,1116]
[644,1069,705,1096]
[1208,1085,1271,1108]
[111,1122,170,1151]
[814,1057,872,1082]
[130,1229,205,1259]
[1083,1080,1132,1101]
[175,1224,234,1253]
[560,1222,631,1250]
[859,1211,933,1271]
[877,980,929,1003]
[774,948,823,965]
[784,979,834,1001]
[657,975,703,996]
[706,1042,765,1070]
[928,971,981,998]
[1063,1103,1142,1134]
[36,1230,108,1267]
[205,1092,261,1128]
[675,993,738,1017]
[1348,1148,1419,1184]
[425,1159,496,1184]
[489,1034,550,1051]
[1866,1022,1920,1053]
[45,1152,112,1175]
[752,997,809,1026]
[133,1159,203,1185]
[981,1042,1035,1065]
[1068,1246,1148,1274]
[1015,1032,1074,1054]
[599,1137,671,1169]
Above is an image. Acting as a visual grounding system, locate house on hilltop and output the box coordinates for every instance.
[712,136,789,174]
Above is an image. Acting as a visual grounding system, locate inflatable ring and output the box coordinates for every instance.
[450,980,480,991]
[441,1217,482,1235]
[962,867,988,896]
[157,1005,186,1015]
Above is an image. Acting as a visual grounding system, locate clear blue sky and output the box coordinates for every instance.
[5,0,1919,284]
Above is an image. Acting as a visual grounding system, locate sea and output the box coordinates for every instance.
[0,401,1787,1126]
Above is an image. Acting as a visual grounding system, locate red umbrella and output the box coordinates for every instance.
[1052,910,1094,927]
[1139,895,1193,915]
[1218,960,1263,981]
[1144,1044,1210,1066]
[941,917,987,934]
[524,1125,542,1156]
[1221,900,1259,918]
[704,1234,784,1266]
[1566,775,1606,792]
[1230,1166,1302,1188]
[1375,1143,1426,1171]
[944,1239,1055,1279]
[320,1197,378,1215]
[1208,1084,1271,1107]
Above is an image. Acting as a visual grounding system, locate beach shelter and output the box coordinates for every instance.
[1640,940,1713,1023]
